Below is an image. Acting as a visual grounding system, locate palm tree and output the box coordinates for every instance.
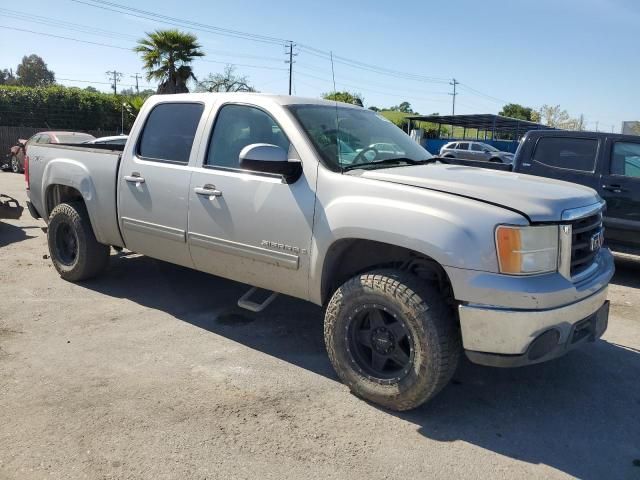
[134,29,204,94]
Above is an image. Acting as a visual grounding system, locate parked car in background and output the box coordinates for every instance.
[84,135,128,146]
[25,93,613,411]
[440,141,514,164]
[3,139,28,172]
[6,131,96,173]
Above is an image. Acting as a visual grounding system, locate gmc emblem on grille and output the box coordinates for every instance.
[590,230,604,251]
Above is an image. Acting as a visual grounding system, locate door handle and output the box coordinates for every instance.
[194,184,222,198]
[124,173,145,184]
[602,184,626,193]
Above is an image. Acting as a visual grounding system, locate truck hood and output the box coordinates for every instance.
[357,164,600,222]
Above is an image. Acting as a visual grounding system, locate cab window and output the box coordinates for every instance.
[137,103,204,164]
[206,104,290,169]
[532,137,597,172]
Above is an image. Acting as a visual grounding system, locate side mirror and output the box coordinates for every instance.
[239,143,302,184]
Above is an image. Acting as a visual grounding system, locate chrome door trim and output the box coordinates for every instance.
[188,232,299,270]
[121,217,186,242]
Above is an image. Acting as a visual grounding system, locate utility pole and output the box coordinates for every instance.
[106,70,123,95]
[285,41,297,95]
[449,78,459,115]
[595,120,599,132]
[130,73,142,94]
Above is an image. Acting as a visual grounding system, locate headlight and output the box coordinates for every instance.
[495,225,559,275]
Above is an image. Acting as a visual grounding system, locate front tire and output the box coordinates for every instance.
[324,270,461,411]
[47,202,109,281]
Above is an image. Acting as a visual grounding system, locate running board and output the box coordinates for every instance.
[237,287,278,313]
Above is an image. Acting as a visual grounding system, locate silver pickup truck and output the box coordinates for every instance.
[25,93,614,411]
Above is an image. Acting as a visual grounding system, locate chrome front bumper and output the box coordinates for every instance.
[459,286,609,367]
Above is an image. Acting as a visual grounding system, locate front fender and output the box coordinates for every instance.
[308,173,528,304]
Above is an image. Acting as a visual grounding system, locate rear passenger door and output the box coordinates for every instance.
[600,140,640,249]
[520,136,600,191]
[118,102,206,268]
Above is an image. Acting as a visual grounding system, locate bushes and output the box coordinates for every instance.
[0,85,136,131]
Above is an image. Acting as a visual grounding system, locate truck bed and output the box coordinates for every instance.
[27,143,124,247]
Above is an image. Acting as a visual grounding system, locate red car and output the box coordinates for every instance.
[6,131,95,173]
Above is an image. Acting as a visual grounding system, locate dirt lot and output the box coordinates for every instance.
[1,171,639,480]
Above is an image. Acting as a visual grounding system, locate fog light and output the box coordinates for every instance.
[527,329,560,361]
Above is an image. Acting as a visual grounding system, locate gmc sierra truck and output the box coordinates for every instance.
[25,93,614,411]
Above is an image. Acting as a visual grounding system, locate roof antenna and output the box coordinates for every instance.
[330,51,343,169]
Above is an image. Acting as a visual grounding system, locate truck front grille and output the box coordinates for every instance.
[569,212,603,278]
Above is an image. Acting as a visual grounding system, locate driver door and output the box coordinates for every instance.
[187,103,316,299]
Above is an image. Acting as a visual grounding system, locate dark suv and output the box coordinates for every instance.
[514,130,640,254]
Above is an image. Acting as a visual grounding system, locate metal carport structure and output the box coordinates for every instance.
[405,114,556,154]
[405,113,554,140]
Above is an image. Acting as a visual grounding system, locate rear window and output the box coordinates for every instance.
[457,142,469,150]
[56,133,95,143]
[137,103,204,163]
[532,137,598,172]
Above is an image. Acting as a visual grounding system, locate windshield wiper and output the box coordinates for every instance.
[342,156,450,172]
[342,157,420,171]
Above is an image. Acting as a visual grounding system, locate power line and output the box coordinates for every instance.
[0,24,131,50]
[200,58,287,72]
[71,0,288,46]
[57,77,153,88]
[71,0,451,86]
[0,7,139,41]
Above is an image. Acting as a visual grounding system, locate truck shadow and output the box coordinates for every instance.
[81,252,640,480]
[0,222,37,248]
[611,254,640,289]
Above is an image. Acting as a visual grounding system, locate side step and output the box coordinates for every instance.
[237,287,278,313]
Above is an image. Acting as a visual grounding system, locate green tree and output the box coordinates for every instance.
[0,68,17,85]
[390,101,415,114]
[15,54,55,87]
[368,106,380,112]
[322,91,364,107]
[134,29,204,94]
[197,65,256,92]
[84,86,99,93]
[499,103,537,121]
[539,104,571,128]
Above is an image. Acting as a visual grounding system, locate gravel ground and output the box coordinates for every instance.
[1,171,639,480]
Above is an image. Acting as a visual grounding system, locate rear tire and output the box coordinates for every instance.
[324,269,461,411]
[489,157,502,163]
[47,202,109,281]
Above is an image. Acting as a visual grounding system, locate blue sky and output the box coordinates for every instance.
[0,0,637,131]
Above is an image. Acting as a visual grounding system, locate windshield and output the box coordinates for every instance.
[288,105,432,170]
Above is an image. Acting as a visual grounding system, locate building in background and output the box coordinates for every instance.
[621,121,640,135]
